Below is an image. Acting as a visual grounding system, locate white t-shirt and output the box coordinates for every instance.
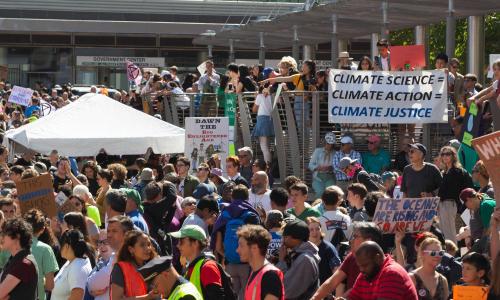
[52,257,92,300]
[320,210,352,243]
[255,94,272,116]
[381,56,389,71]
[249,190,272,212]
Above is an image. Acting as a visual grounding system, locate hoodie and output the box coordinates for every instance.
[210,199,260,249]
[276,241,320,300]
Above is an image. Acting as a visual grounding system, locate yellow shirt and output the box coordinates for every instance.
[291,74,305,91]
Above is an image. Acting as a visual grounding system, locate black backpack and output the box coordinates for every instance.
[191,255,237,300]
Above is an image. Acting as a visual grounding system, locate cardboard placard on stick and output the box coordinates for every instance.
[472,131,500,205]
[452,285,488,300]
[17,174,57,217]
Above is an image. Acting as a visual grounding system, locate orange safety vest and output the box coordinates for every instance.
[116,261,148,297]
[244,263,285,300]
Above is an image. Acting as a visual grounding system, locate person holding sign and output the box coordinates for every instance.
[409,237,449,300]
[459,252,491,287]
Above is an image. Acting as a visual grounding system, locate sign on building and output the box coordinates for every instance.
[76,56,165,68]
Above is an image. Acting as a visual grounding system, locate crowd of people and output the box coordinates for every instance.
[0,38,499,300]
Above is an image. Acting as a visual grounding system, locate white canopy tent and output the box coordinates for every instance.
[4,93,185,156]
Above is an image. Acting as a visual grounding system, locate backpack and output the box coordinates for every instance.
[193,255,237,300]
[222,210,256,264]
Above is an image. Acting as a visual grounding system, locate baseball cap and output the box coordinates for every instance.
[193,183,216,200]
[340,136,353,144]
[283,219,309,242]
[367,135,381,144]
[324,132,336,145]
[262,67,274,79]
[448,139,461,151]
[339,157,358,170]
[169,224,207,241]
[160,70,171,78]
[409,143,427,156]
[459,188,477,203]
[138,256,172,283]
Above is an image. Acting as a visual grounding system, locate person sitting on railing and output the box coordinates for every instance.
[252,82,274,164]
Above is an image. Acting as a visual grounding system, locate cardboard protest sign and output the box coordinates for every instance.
[472,131,500,205]
[389,45,426,71]
[372,197,439,233]
[185,117,229,171]
[17,174,57,217]
[328,70,448,124]
[460,102,482,147]
[126,60,142,86]
[452,285,488,300]
[8,85,33,106]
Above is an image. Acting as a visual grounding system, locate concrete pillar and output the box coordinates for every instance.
[467,16,485,82]
[229,39,235,63]
[331,14,339,67]
[446,0,456,59]
[414,25,429,68]
[303,45,315,61]
[381,0,389,39]
[259,32,265,66]
[338,39,348,53]
[370,33,380,61]
[292,25,300,60]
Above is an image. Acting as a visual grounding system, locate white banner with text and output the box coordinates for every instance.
[328,69,448,124]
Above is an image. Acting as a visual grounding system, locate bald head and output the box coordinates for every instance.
[251,171,269,193]
[355,241,385,280]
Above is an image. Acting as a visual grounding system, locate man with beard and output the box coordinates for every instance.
[248,171,272,212]
[348,241,417,300]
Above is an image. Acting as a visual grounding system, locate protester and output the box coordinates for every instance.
[306,217,341,284]
[348,241,418,300]
[287,182,320,221]
[374,39,391,71]
[237,224,285,300]
[332,135,362,192]
[339,157,381,192]
[347,183,369,221]
[318,185,351,246]
[169,225,227,299]
[0,218,38,299]
[225,155,250,187]
[121,188,149,234]
[249,171,272,212]
[182,197,219,237]
[309,132,336,199]
[176,157,200,198]
[460,252,491,286]
[252,82,274,163]
[401,143,442,198]
[52,229,94,300]
[362,134,391,175]
[86,230,114,300]
[110,230,156,299]
[276,219,320,299]
[237,146,254,184]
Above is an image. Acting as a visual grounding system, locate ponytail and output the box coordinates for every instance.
[60,229,96,268]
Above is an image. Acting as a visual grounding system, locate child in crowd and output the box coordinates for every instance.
[346,183,369,221]
[461,252,491,286]
[319,185,352,248]
[265,210,284,264]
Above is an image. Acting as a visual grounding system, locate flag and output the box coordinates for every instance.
[126,60,142,86]
[40,99,55,117]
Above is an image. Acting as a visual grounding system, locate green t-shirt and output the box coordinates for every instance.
[458,144,479,174]
[31,237,59,300]
[286,206,321,221]
[0,249,10,269]
[362,149,391,175]
[86,205,101,227]
[479,197,496,229]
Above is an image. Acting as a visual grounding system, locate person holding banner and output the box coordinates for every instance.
[437,146,473,243]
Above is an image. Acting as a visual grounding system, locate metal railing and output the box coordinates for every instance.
[160,91,455,183]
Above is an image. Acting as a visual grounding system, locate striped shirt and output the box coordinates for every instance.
[349,255,418,300]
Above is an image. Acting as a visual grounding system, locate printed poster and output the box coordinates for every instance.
[185,117,229,172]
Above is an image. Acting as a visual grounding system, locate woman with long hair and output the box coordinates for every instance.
[95,168,113,222]
[261,59,316,131]
[108,163,128,189]
[409,238,449,300]
[81,160,99,196]
[236,64,257,93]
[357,56,374,70]
[52,229,95,300]
[24,209,60,300]
[110,230,157,299]
[437,145,473,244]
[62,211,96,246]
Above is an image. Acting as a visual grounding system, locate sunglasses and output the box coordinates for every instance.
[97,239,109,246]
[440,152,453,156]
[423,250,445,257]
